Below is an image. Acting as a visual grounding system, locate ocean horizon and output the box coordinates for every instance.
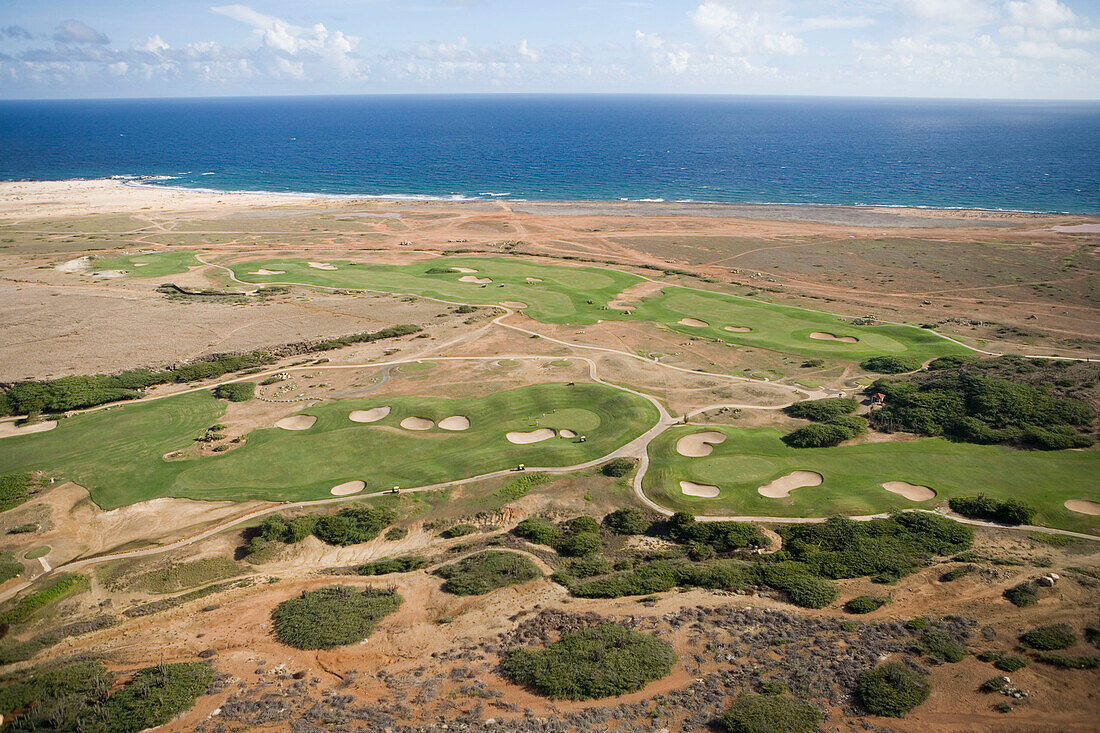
[2,94,1098,214]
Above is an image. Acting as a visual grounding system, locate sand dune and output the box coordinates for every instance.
[680,480,720,498]
[349,406,390,423]
[757,471,823,498]
[275,415,316,431]
[676,431,726,457]
[506,428,555,444]
[882,481,936,501]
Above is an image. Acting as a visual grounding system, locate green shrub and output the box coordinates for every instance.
[1032,652,1100,669]
[980,676,1009,693]
[1019,623,1077,650]
[0,472,33,513]
[721,693,824,733]
[213,382,255,402]
[845,595,889,614]
[949,495,1036,525]
[603,507,650,535]
[918,629,967,663]
[501,623,675,700]
[313,506,397,546]
[667,513,759,552]
[568,555,614,578]
[0,574,89,625]
[102,662,215,732]
[272,586,402,649]
[1003,582,1040,607]
[784,397,858,422]
[855,661,931,717]
[563,516,600,534]
[939,565,976,582]
[514,517,560,545]
[384,526,408,541]
[0,552,21,584]
[601,458,636,477]
[442,523,477,539]
[557,531,603,557]
[354,555,427,576]
[782,423,856,448]
[861,355,922,374]
[993,654,1028,672]
[436,551,541,595]
[759,564,838,609]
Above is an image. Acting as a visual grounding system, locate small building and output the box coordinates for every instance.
[871,393,886,406]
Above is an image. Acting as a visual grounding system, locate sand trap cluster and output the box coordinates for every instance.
[349,406,390,423]
[452,267,478,273]
[307,261,338,270]
[1065,499,1100,515]
[506,428,556,444]
[250,268,285,275]
[757,471,823,498]
[400,417,435,430]
[676,431,727,457]
[680,480,720,498]
[882,481,936,501]
[438,416,470,431]
[724,326,752,333]
[330,480,366,496]
[809,332,859,343]
[0,420,58,438]
[275,415,317,431]
[459,275,492,284]
[678,317,709,328]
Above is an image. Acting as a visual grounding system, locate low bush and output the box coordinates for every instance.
[782,422,857,448]
[0,552,21,584]
[1003,582,1040,607]
[603,507,650,535]
[855,660,931,717]
[513,516,560,545]
[272,586,402,649]
[939,565,976,582]
[441,523,477,539]
[758,563,839,609]
[213,382,255,402]
[557,531,603,557]
[721,693,824,733]
[1032,652,1100,669]
[845,595,889,614]
[993,655,1028,672]
[949,495,1036,525]
[567,555,614,578]
[861,355,923,374]
[354,555,427,576]
[312,506,397,546]
[0,574,89,625]
[667,512,760,552]
[980,676,1009,693]
[501,622,675,700]
[784,397,858,422]
[436,551,541,595]
[600,458,636,477]
[917,629,967,663]
[1019,623,1077,650]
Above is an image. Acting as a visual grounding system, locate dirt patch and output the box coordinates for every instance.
[809,332,858,343]
[307,262,337,270]
[506,428,556,444]
[500,301,528,308]
[678,318,709,328]
[1064,499,1100,515]
[330,480,365,496]
[882,481,936,501]
[275,415,316,431]
[0,420,58,438]
[757,471,823,498]
[724,326,752,333]
[400,416,435,430]
[437,416,470,431]
[458,275,491,284]
[349,406,390,423]
[608,280,665,310]
[249,268,285,275]
[675,430,727,457]
[680,480,720,498]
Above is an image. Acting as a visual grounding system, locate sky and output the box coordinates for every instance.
[1,0,1099,99]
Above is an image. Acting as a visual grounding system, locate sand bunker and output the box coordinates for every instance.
[757,471,823,498]
[452,267,478,273]
[559,429,577,438]
[810,332,859,343]
[308,261,338,270]
[680,480,720,498]
[724,326,752,333]
[133,262,149,267]
[500,301,528,308]
[330,480,366,496]
[678,318,709,328]
[250,268,285,275]
[275,415,316,431]
[0,420,58,438]
[400,417,435,431]
[506,428,556,444]
[608,280,665,310]
[882,481,936,501]
[459,275,492,284]
[1065,499,1100,515]
[349,406,390,423]
[676,431,727,457]
[526,277,542,283]
[438,416,470,431]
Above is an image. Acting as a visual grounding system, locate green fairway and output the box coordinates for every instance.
[229,256,968,361]
[645,426,1100,533]
[90,250,199,277]
[0,383,657,509]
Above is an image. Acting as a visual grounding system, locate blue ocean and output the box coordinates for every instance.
[1,95,1098,213]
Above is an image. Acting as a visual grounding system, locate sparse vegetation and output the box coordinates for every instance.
[1003,581,1040,607]
[917,628,967,663]
[1019,623,1077,650]
[855,660,931,717]
[441,523,477,538]
[0,574,89,625]
[272,586,402,649]
[353,555,428,576]
[501,622,675,700]
[939,564,976,582]
[436,550,540,595]
[0,472,34,512]
[1032,652,1100,669]
[721,693,824,733]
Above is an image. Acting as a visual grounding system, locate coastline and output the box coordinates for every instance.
[1,178,1098,228]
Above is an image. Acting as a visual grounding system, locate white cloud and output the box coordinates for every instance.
[899,0,998,25]
[690,2,806,56]
[211,4,361,77]
[53,20,109,45]
[798,16,877,32]
[1006,0,1077,28]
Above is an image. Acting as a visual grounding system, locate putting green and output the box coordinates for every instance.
[0,383,657,509]
[90,250,199,277]
[229,256,968,361]
[645,426,1100,533]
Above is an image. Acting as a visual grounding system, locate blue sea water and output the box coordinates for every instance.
[1,95,1098,213]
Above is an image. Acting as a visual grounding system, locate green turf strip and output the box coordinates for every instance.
[645,425,1099,533]
[0,383,657,509]
[89,250,199,277]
